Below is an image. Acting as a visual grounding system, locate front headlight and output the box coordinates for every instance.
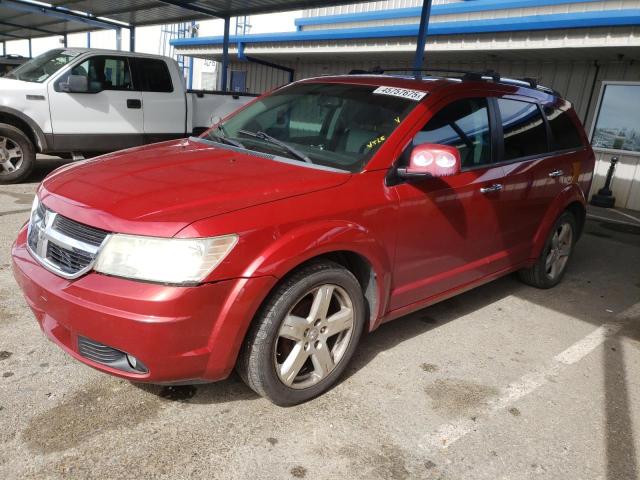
[94,234,238,284]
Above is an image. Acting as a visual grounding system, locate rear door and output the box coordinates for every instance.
[389,95,507,310]
[494,97,578,265]
[131,57,186,142]
[49,54,143,151]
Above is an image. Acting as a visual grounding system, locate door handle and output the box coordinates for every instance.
[548,169,564,178]
[480,183,503,194]
[127,99,142,109]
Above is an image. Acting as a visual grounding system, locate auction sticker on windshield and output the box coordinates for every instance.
[373,86,427,101]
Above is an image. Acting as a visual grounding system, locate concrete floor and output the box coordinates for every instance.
[1,161,639,479]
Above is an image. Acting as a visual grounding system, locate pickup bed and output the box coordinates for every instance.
[0,48,256,183]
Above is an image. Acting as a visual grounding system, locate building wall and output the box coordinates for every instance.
[302,0,640,31]
[227,58,640,124]
[304,0,461,18]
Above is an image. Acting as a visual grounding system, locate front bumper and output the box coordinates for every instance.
[11,226,275,383]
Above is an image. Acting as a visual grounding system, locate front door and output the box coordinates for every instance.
[48,55,143,152]
[390,96,506,311]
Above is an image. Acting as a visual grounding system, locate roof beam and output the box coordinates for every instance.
[0,30,25,39]
[157,0,222,18]
[0,0,128,30]
[0,20,59,36]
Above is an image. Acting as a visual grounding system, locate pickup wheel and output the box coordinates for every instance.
[518,211,577,289]
[237,260,365,406]
[0,124,35,184]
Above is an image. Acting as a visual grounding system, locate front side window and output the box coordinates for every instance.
[498,99,547,161]
[208,83,419,172]
[58,56,133,92]
[5,49,79,83]
[413,98,491,168]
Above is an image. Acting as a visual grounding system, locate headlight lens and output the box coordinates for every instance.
[94,234,238,284]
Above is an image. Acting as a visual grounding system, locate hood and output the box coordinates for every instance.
[41,138,350,237]
[0,76,44,92]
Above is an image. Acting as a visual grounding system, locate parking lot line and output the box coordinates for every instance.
[420,319,627,450]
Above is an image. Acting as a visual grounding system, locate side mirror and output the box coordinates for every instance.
[397,143,461,180]
[62,74,89,93]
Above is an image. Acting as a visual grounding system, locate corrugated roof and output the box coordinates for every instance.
[0,0,376,43]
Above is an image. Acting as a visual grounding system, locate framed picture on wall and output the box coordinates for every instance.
[590,81,640,155]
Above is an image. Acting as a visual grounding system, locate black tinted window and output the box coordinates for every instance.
[135,58,173,92]
[414,98,491,168]
[544,105,583,151]
[498,99,547,160]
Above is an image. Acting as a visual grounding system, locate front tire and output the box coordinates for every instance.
[518,211,577,289]
[0,124,35,184]
[237,260,365,406]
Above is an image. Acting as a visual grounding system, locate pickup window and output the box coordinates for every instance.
[132,58,173,93]
[65,56,133,92]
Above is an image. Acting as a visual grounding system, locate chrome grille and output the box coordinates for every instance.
[53,215,108,247]
[46,243,94,274]
[27,200,110,279]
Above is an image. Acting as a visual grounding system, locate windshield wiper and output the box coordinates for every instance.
[237,129,313,164]
[208,124,246,149]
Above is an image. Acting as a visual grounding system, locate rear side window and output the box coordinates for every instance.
[498,99,547,161]
[134,58,173,92]
[414,97,491,168]
[544,105,584,151]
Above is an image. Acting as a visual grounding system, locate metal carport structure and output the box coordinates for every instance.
[0,0,435,90]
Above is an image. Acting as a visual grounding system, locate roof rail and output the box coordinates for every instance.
[349,67,560,97]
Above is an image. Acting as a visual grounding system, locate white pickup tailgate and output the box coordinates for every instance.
[189,92,256,130]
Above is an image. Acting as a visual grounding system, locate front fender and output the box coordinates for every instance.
[243,220,394,327]
[530,184,586,260]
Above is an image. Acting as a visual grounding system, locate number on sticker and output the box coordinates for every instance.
[373,86,427,102]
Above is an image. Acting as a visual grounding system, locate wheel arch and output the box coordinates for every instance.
[0,107,48,152]
[242,221,394,332]
[531,184,587,260]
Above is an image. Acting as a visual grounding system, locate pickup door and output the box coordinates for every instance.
[48,54,144,152]
[130,57,187,142]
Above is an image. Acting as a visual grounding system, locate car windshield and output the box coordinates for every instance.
[5,49,79,83]
[205,83,420,172]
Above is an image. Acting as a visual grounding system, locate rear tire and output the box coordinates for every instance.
[518,211,577,289]
[0,124,35,184]
[237,260,365,406]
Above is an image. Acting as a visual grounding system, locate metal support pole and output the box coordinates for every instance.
[221,16,230,92]
[413,0,433,78]
[87,31,91,48]
[63,33,67,47]
[129,27,135,52]
[1,41,5,56]
[115,27,122,51]
[28,37,32,58]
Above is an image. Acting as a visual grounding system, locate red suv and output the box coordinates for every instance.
[12,72,595,405]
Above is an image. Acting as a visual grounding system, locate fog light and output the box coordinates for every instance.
[126,354,138,370]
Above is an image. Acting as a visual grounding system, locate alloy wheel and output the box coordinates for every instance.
[0,136,24,176]
[545,222,573,280]
[274,284,355,389]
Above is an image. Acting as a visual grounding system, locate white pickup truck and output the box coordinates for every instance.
[0,48,256,183]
